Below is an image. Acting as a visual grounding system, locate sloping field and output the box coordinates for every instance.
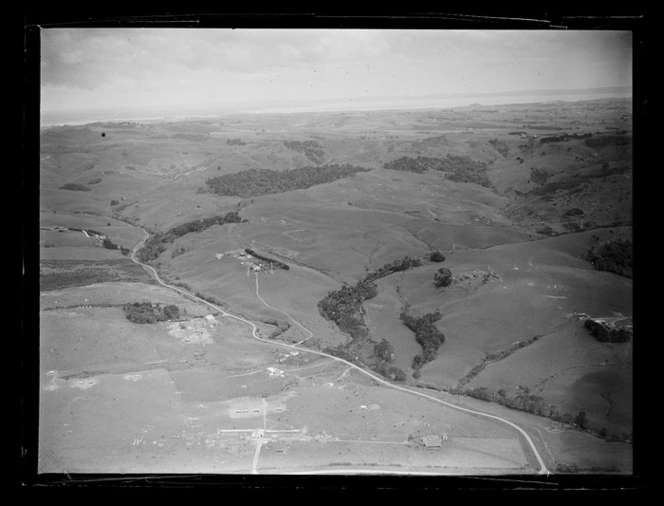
[40,229,99,249]
[465,321,632,433]
[40,246,126,261]
[39,281,537,474]
[40,258,154,291]
[391,230,631,390]
[41,307,164,374]
[363,278,421,372]
[163,225,348,347]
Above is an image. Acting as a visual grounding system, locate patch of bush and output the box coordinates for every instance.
[429,251,446,263]
[530,168,551,185]
[59,183,91,191]
[584,319,632,343]
[206,164,369,198]
[373,338,395,362]
[563,207,584,218]
[383,155,493,189]
[88,178,102,185]
[539,132,593,143]
[227,138,246,146]
[584,238,632,278]
[137,212,244,263]
[171,246,187,258]
[123,302,180,324]
[364,256,422,282]
[373,361,407,382]
[400,305,445,370]
[283,140,325,164]
[318,280,377,341]
[434,267,453,287]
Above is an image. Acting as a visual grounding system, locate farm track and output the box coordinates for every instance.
[129,225,551,475]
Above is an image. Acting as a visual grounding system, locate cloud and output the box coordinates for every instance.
[40,28,633,112]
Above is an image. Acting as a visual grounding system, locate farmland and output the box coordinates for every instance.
[38,96,632,475]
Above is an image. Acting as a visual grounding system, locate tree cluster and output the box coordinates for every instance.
[384,155,493,189]
[584,319,632,343]
[138,211,244,263]
[373,361,407,382]
[563,207,585,218]
[584,237,632,278]
[226,138,247,145]
[317,280,378,341]
[123,302,180,324]
[530,168,551,186]
[364,256,422,283]
[539,132,593,143]
[318,254,431,342]
[434,267,453,287]
[429,251,446,263]
[400,307,445,370]
[59,183,91,191]
[373,338,394,362]
[283,140,325,164]
[205,164,369,198]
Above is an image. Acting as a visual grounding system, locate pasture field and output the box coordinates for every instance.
[38,97,633,475]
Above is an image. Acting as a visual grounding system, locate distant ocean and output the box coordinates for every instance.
[40,90,632,127]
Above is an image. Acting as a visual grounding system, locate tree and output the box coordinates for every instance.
[374,339,394,362]
[434,267,453,288]
[163,304,180,319]
[429,251,446,263]
[102,237,118,250]
[575,411,587,429]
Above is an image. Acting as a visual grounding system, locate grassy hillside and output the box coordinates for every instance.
[39,97,633,472]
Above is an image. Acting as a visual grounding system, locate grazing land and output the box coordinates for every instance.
[39,97,632,475]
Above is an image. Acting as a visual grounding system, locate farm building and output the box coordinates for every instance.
[421,435,443,448]
[204,314,216,324]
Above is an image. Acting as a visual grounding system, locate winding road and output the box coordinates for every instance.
[129,228,551,475]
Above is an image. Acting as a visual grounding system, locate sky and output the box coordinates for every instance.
[40,29,633,115]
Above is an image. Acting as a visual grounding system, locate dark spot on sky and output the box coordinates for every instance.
[101,133,106,137]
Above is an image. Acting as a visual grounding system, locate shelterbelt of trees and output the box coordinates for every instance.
[138,211,245,263]
[539,132,593,143]
[383,154,493,189]
[205,164,370,198]
[244,248,290,270]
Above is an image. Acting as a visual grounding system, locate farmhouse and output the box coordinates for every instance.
[204,314,216,324]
